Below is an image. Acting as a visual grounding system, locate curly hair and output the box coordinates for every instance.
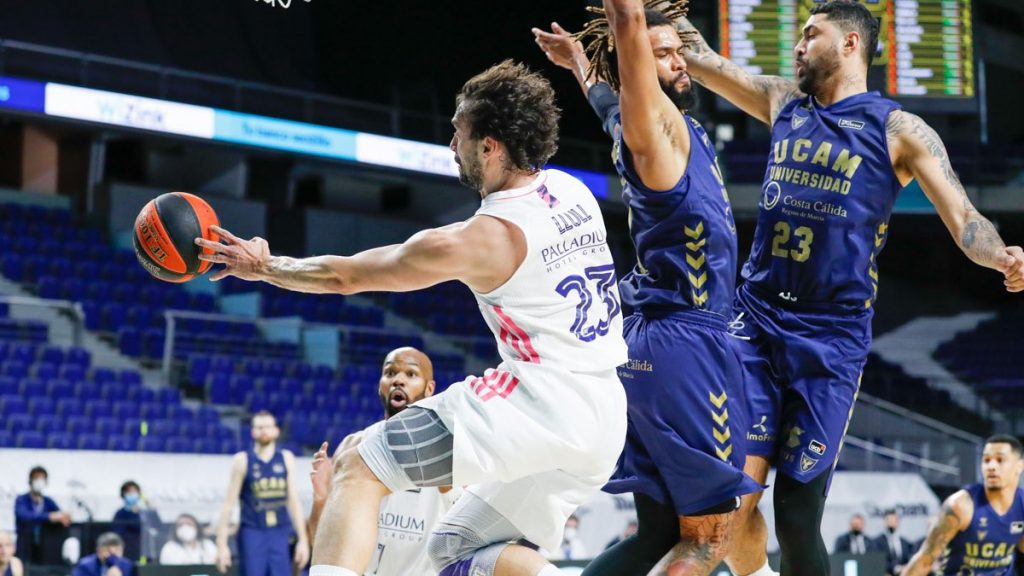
[456,60,560,171]
[576,0,693,92]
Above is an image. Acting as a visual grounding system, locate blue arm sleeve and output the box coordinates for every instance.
[586,83,620,138]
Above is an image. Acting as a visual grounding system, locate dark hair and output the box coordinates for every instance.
[986,434,1024,456]
[456,59,560,171]
[120,481,140,498]
[29,466,47,481]
[809,1,880,66]
[577,1,693,92]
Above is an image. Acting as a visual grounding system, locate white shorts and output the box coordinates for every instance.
[411,362,627,551]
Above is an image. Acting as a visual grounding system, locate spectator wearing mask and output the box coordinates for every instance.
[159,515,217,566]
[111,481,160,562]
[834,513,875,555]
[14,466,70,565]
[72,533,132,576]
[0,530,24,576]
[874,509,913,575]
[545,515,588,561]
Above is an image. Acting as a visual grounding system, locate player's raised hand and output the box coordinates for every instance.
[1001,246,1024,292]
[196,225,271,282]
[532,22,585,72]
[310,442,331,503]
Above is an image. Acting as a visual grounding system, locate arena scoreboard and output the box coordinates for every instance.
[718,0,975,99]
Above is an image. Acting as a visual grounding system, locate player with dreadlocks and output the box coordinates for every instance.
[535,1,762,575]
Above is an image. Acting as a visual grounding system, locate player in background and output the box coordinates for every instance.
[214,412,309,576]
[904,435,1024,576]
[674,1,1024,574]
[308,347,460,576]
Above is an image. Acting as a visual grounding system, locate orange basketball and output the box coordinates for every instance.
[133,192,220,283]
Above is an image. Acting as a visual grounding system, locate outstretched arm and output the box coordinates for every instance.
[904,491,972,575]
[604,0,689,190]
[676,17,802,126]
[197,215,523,295]
[532,23,620,138]
[887,110,1024,292]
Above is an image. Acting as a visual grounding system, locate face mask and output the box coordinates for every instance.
[176,525,198,543]
[563,527,578,540]
[124,493,140,508]
[851,529,862,536]
[31,479,46,494]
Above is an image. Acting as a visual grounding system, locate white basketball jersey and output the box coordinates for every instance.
[472,169,628,375]
[365,487,460,576]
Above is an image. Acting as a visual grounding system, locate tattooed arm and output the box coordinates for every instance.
[675,16,803,126]
[903,491,972,576]
[887,110,1024,292]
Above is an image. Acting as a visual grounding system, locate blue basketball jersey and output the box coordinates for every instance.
[613,111,738,319]
[742,92,902,313]
[240,448,292,530]
[941,483,1024,575]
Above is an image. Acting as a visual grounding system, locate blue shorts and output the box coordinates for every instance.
[238,526,292,576]
[731,284,871,484]
[604,310,763,515]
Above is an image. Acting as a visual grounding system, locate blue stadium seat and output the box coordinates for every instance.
[167,405,193,421]
[77,434,105,450]
[95,417,121,436]
[122,419,143,437]
[111,400,139,419]
[100,303,127,332]
[165,437,191,453]
[1,360,28,379]
[196,406,220,424]
[91,367,118,384]
[84,399,112,419]
[194,438,219,454]
[66,347,90,368]
[35,414,62,435]
[27,393,55,412]
[66,416,91,435]
[207,373,231,404]
[46,432,76,450]
[16,431,46,449]
[60,363,87,382]
[6,413,33,435]
[33,362,58,380]
[38,276,60,299]
[107,435,135,451]
[127,387,156,404]
[140,403,166,420]
[157,388,181,405]
[103,383,129,401]
[56,398,84,418]
[148,419,177,438]
[137,436,166,452]
[0,375,16,396]
[118,328,142,358]
[0,395,27,416]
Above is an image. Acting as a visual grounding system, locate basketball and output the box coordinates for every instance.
[133,192,220,283]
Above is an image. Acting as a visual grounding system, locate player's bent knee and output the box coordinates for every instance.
[426,526,486,572]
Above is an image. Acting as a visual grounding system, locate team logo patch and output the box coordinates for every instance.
[977,530,988,540]
[792,114,809,130]
[839,119,865,130]
[273,464,285,473]
[753,415,768,434]
[1012,521,1024,534]
[809,440,827,456]
[980,517,989,527]
[800,453,819,472]
[535,184,560,208]
[762,181,782,211]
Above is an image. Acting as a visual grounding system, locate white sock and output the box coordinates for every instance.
[742,559,778,576]
[537,565,567,576]
[309,565,358,576]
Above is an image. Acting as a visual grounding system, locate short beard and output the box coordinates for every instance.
[457,155,483,191]
[797,45,841,96]
[661,75,697,111]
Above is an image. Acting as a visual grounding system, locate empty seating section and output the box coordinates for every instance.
[861,352,992,436]
[935,312,1024,413]
[0,203,490,454]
